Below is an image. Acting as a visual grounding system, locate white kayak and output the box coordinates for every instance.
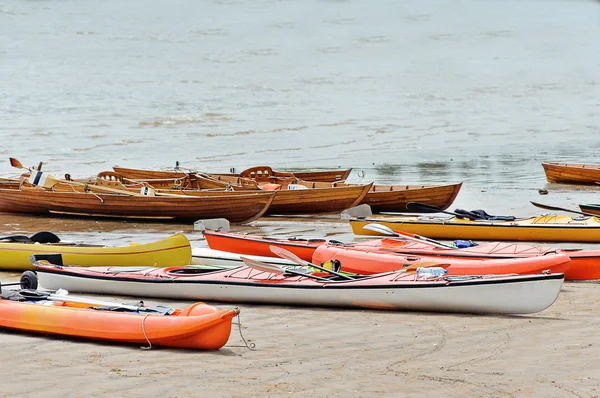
[33,263,565,315]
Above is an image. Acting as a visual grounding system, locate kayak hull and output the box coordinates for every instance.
[0,298,238,349]
[202,230,322,261]
[35,265,565,314]
[312,245,571,276]
[350,215,600,242]
[0,233,192,270]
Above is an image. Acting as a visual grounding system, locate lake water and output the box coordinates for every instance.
[1,0,599,242]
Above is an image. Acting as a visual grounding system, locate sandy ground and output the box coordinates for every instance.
[1,217,600,397]
[1,282,600,398]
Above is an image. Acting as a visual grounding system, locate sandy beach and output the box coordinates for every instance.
[0,279,599,397]
[0,216,599,398]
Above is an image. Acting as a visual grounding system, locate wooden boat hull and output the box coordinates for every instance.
[0,296,238,349]
[0,187,275,223]
[0,233,192,270]
[35,265,564,314]
[159,183,373,215]
[202,230,324,261]
[335,183,462,212]
[579,204,600,215]
[313,245,571,275]
[350,215,600,242]
[113,166,352,183]
[542,162,600,184]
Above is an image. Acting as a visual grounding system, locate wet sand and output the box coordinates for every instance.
[1,216,600,397]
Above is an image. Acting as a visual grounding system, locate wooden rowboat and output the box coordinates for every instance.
[34,263,565,314]
[114,165,352,183]
[579,204,600,215]
[111,167,460,213]
[95,173,373,215]
[0,184,275,223]
[0,233,192,270]
[0,289,238,350]
[350,214,600,242]
[333,182,462,212]
[541,162,600,184]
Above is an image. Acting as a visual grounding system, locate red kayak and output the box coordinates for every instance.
[203,230,327,262]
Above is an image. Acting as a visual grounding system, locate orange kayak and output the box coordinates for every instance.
[312,244,571,276]
[0,290,239,349]
[351,239,600,281]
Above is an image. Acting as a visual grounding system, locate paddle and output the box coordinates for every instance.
[269,246,354,280]
[0,231,60,244]
[405,202,468,218]
[530,201,597,217]
[7,287,174,314]
[10,157,146,197]
[240,256,331,281]
[362,223,455,249]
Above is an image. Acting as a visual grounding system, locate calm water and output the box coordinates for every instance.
[1,0,599,238]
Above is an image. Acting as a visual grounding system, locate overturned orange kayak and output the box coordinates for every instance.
[0,289,239,349]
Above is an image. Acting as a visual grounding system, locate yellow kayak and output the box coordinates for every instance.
[350,215,600,242]
[0,233,192,270]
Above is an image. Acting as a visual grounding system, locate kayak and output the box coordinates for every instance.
[192,230,600,280]
[349,214,600,242]
[351,239,600,281]
[0,289,238,349]
[0,233,192,270]
[580,204,600,215]
[312,245,571,276]
[202,229,328,262]
[33,264,564,314]
[192,247,294,268]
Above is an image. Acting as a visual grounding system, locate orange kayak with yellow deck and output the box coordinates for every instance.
[0,290,239,350]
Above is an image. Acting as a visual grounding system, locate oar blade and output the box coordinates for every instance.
[362,223,397,236]
[9,157,24,169]
[530,201,595,217]
[269,246,311,266]
[240,256,285,274]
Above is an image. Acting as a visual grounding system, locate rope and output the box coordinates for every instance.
[228,309,256,351]
[140,314,152,350]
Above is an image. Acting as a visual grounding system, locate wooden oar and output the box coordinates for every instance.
[10,157,146,197]
[269,246,354,280]
[362,223,455,249]
[530,201,596,217]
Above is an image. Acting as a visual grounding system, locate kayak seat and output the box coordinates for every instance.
[454,208,516,221]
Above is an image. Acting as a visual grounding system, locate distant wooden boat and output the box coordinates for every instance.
[0,233,192,270]
[0,183,275,223]
[333,182,462,212]
[541,162,600,184]
[350,214,600,242]
[114,165,352,184]
[579,204,600,215]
